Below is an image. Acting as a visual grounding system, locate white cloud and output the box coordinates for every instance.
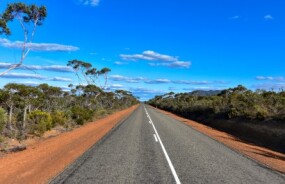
[106,84,125,90]
[0,62,73,73]
[14,81,41,86]
[253,83,285,90]
[80,0,100,7]
[264,14,274,20]
[256,76,284,81]
[1,72,45,80]
[120,50,191,69]
[0,38,79,52]
[114,61,128,65]
[173,80,211,85]
[110,75,146,83]
[0,72,72,82]
[229,16,240,20]
[145,79,171,84]
[50,77,73,82]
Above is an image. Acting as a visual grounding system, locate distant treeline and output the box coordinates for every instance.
[0,83,139,140]
[147,85,285,152]
[147,85,285,122]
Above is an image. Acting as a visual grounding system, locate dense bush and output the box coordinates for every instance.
[147,85,285,122]
[71,106,94,125]
[0,107,7,132]
[28,110,52,136]
[0,83,139,139]
[51,111,68,126]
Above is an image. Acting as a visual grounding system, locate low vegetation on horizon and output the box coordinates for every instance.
[147,85,285,152]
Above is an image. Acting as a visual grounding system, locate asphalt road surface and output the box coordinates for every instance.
[51,104,285,184]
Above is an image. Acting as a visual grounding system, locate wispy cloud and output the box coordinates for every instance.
[14,81,41,86]
[80,0,100,7]
[253,83,285,90]
[229,15,240,20]
[183,86,224,91]
[0,38,79,52]
[0,72,72,82]
[50,77,73,82]
[106,84,125,90]
[173,80,211,85]
[256,76,284,81]
[110,75,146,83]
[264,14,274,21]
[1,73,45,80]
[145,79,171,84]
[120,50,191,68]
[130,87,166,95]
[0,62,73,73]
[114,61,129,65]
[110,74,229,86]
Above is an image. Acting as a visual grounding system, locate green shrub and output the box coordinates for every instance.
[28,110,52,136]
[51,111,68,126]
[0,107,7,132]
[71,106,94,125]
[254,105,269,120]
[94,109,108,119]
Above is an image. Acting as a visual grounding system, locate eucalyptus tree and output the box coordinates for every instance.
[67,60,92,85]
[2,83,22,130]
[68,60,111,99]
[0,2,47,76]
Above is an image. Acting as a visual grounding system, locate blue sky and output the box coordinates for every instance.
[0,0,284,100]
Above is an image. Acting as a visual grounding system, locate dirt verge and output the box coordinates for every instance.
[0,105,138,184]
[152,106,285,175]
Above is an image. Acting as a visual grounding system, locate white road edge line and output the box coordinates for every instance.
[144,106,181,184]
[154,134,158,142]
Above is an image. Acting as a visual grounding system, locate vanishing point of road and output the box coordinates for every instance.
[51,104,285,184]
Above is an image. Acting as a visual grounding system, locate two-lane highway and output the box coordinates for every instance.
[51,105,285,184]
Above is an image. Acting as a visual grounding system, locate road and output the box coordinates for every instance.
[51,104,285,184]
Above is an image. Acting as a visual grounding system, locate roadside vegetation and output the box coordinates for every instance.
[0,82,139,140]
[147,85,285,153]
[0,2,139,151]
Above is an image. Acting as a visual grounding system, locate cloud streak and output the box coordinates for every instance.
[0,38,79,52]
[110,74,229,86]
[120,50,191,68]
[80,0,100,7]
[253,83,285,90]
[0,62,73,73]
[229,16,240,20]
[0,72,72,82]
[256,76,284,81]
[110,75,146,83]
[264,14,274,21]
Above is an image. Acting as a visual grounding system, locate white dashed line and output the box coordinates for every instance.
[153,134,158,142]
[144,106,181,184]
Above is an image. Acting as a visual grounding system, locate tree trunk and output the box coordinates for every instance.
[28,104,31,113]
[8,104,13,130]
[23,106,28,130]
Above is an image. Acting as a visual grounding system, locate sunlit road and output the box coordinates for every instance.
[51,105,285,184]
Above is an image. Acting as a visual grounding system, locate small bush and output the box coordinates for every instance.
[0,107,7,132]
[51,111,68,126]
[71,106,94,125]
[94,109,107,119]
[28,110,52,136]
[254,105,269,120]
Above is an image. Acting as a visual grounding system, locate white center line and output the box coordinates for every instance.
[153,134,158,142]
[144,106,181,184]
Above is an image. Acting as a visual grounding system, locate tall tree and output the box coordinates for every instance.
[0,2,47,76]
